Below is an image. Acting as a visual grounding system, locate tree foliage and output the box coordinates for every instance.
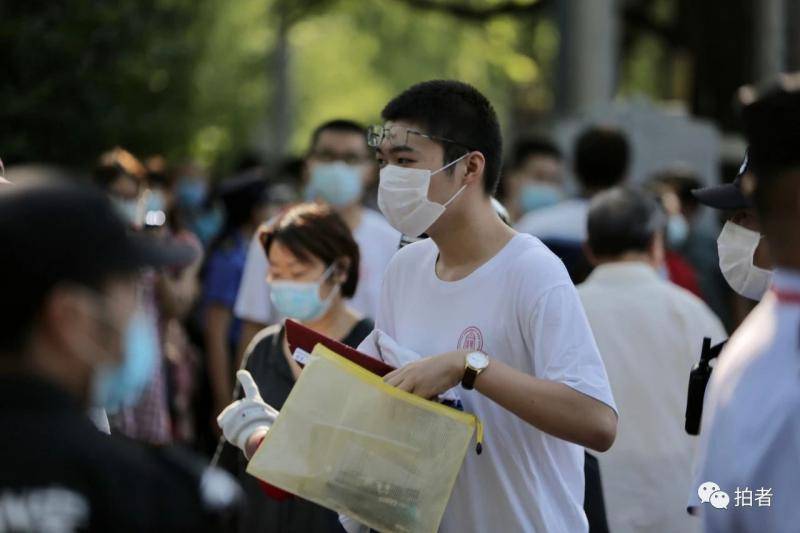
[2,0,752,174]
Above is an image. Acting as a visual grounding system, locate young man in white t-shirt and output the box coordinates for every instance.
[361,80,618,532]
[218,82,618,532]
[233,120,400,354]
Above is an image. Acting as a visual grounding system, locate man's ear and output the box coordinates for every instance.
[463,151,486,187]
[39,287,95,358]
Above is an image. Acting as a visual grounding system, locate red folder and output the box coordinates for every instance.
[284,319,396,377]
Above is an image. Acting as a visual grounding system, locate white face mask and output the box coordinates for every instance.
[377,154,469,237]
[717,220,773,301]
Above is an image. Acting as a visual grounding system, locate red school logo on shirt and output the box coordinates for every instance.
[457,326,484,352]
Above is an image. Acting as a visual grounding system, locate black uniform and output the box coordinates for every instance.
[0,375,241,532]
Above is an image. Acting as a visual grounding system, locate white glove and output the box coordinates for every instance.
[339,514,369,533]
[217,370,279,452]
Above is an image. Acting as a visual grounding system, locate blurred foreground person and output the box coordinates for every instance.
[578,187,725,533]
[0,178,240,531]
[696,75,800,532]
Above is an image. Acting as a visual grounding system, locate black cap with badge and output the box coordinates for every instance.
[691,153,752,210]
[0,177,197,320]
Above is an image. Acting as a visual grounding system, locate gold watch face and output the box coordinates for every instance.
[466,351,489,370]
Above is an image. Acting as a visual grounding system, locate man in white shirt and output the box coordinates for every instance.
[694,76,800,532]
[578,187,726,533]
[234,120,400,351]
[516,125,629,242]
[360,80,618,532]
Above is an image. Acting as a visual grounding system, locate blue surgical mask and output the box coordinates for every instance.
[666,214,690,247]
[307,163,363,207]
[112,197,140,225]
[192,208,224,245]
[176,180,207,210]
[270,264,339,321]
[519,183,562,213]
[92,308,159,412]
[146,189,167,213]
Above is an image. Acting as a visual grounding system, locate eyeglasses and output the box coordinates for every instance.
[367,124,473,153]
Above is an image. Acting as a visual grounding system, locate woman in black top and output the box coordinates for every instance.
[234,203,375,533]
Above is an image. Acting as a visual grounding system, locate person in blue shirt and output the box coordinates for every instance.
[203,171,270,424]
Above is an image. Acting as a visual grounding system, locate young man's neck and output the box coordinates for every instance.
[336,203,363,231]
[429,197,515,273]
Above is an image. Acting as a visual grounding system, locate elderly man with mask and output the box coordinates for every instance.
[0,178,240,531]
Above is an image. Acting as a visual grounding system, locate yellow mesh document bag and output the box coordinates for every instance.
[246,344,482,533]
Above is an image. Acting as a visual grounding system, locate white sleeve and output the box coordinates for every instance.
[355,329,379,358]
[354,260,396,357]
[528,283,617,413]
[233,232,273,324]
[372,257,397,339]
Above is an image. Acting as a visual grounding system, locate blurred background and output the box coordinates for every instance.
[2,0,797,461]
[3,5,798,531]
[3,0,799,175]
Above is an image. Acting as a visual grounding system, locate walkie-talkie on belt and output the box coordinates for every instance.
[685,337,727,435]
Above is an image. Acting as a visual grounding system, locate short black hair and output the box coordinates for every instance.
[574,126,630,191]
[587,186,665,258]
[260,203,360,298]
[309,119,367,153]
[510,136,562,171]
[381,80,503,195]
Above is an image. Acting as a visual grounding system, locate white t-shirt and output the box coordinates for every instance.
[359,233,616,533]
[578,262,726,533]
[233,208,400,323]
[515,198,589,241]
[692,269,800,532]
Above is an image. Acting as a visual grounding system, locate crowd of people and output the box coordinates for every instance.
[2,73,799,533]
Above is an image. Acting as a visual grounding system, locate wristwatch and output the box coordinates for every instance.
[462,351,490,390]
